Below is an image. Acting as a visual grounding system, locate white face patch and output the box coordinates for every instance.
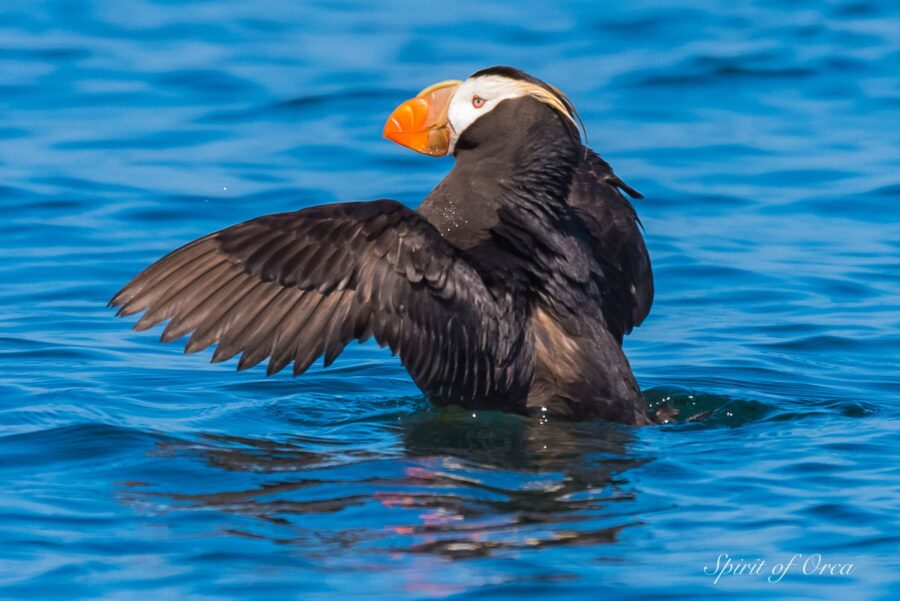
[446,75,528,153]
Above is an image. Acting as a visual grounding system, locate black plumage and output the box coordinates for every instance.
[110,68,653,424]
[111,201,534,411]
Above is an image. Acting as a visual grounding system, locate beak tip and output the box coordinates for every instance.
[382,114,406,145]
[383,81,460,156]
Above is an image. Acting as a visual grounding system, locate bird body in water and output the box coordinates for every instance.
[110,66,653,424]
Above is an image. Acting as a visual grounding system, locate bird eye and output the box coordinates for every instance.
[472,95,486,109]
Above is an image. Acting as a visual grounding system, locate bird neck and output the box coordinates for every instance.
[455,113,580,219]
[417,118,581,293]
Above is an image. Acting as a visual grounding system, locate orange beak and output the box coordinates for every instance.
[383,80,461,156]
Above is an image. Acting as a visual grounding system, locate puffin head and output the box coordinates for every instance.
[383,66,582,157]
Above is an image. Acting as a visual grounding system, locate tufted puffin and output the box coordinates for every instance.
[110,66,653,424]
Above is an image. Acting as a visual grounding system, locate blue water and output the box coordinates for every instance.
[1,1,899,599]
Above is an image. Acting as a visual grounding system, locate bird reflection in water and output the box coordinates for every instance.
[124,407,650,561]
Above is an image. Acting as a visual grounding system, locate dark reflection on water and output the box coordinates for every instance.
[132,410,645,561]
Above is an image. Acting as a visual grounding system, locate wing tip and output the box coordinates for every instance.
[108,290,128,311]
[264,356,285,376]
[132,317,157,332]
[184,336,209,355]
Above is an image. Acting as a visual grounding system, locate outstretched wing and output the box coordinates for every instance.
[110,200,533,410]
[568,150,654,342]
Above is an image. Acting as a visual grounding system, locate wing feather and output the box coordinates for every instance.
[111,200,533,410]
[568,150,654,341]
